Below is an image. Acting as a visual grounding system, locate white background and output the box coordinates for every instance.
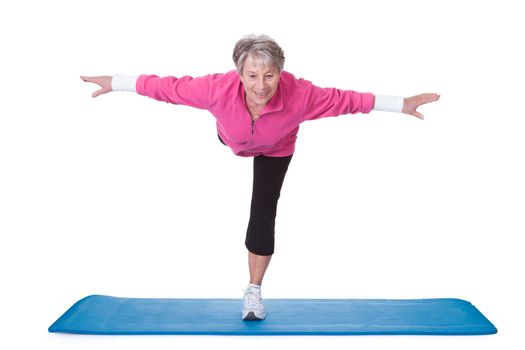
[1,0,523,349]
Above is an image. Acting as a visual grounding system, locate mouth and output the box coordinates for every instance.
[254,90,270,98]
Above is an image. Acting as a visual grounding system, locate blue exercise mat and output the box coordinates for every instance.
[49,295,497,335]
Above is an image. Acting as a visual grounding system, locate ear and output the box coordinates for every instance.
[238,71,246,85]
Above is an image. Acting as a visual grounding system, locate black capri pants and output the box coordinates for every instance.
[218,134,292,256]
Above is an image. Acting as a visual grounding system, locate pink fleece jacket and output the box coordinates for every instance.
[136,70,374,157]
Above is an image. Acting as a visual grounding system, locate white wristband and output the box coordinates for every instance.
[374,95,404,113]
[112,74,138,92]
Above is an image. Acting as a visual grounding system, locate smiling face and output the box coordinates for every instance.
[240,54,280,110]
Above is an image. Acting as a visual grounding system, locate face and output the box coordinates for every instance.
[240,55,280,109]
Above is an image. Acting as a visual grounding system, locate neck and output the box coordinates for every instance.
[245,97,265,119]
[246,97,265,109]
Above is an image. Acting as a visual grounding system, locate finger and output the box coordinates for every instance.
[427,93,440,101]
[81,75,95,83]
[92,89,106,98]
[81,75,105,87]
[418,93,440,105]
[413,111,424,120]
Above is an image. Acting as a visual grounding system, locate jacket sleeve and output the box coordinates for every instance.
[300,79,375,122]
[136,74,220,110]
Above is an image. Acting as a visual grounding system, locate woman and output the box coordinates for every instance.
[81,34,440,321]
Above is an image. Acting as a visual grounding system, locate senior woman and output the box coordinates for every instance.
[81,34,440,321]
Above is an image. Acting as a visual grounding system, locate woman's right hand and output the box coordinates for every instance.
[80,75,112,98]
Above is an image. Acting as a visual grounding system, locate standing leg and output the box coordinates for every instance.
[242,154,292,320]
[245,154,293,257]
[248,252,272,285]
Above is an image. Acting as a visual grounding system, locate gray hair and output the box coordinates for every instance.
[232,34,285,75]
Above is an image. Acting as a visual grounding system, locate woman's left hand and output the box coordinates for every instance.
[403,93,440,120]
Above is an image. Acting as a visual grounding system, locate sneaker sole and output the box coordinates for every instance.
[242,311,266,321]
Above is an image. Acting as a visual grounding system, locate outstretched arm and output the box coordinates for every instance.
[300,78,440,122]
[81,74,215,110]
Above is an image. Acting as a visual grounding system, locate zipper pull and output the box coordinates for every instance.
[251,120,254,135]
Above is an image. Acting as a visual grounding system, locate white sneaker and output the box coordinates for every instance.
[242,286,266,321]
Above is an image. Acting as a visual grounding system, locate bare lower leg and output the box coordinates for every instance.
[248,251,272,286]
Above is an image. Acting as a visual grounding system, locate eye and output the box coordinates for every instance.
[265,75,273,79]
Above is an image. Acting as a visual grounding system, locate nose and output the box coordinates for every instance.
[256,77,265,91]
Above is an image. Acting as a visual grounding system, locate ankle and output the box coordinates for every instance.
[246,284,261,292]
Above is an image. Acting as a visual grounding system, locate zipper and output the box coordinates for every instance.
[248,110,261,141]
[249,112,256,141]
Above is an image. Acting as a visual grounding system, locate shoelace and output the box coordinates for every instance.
[243,289,263,309]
